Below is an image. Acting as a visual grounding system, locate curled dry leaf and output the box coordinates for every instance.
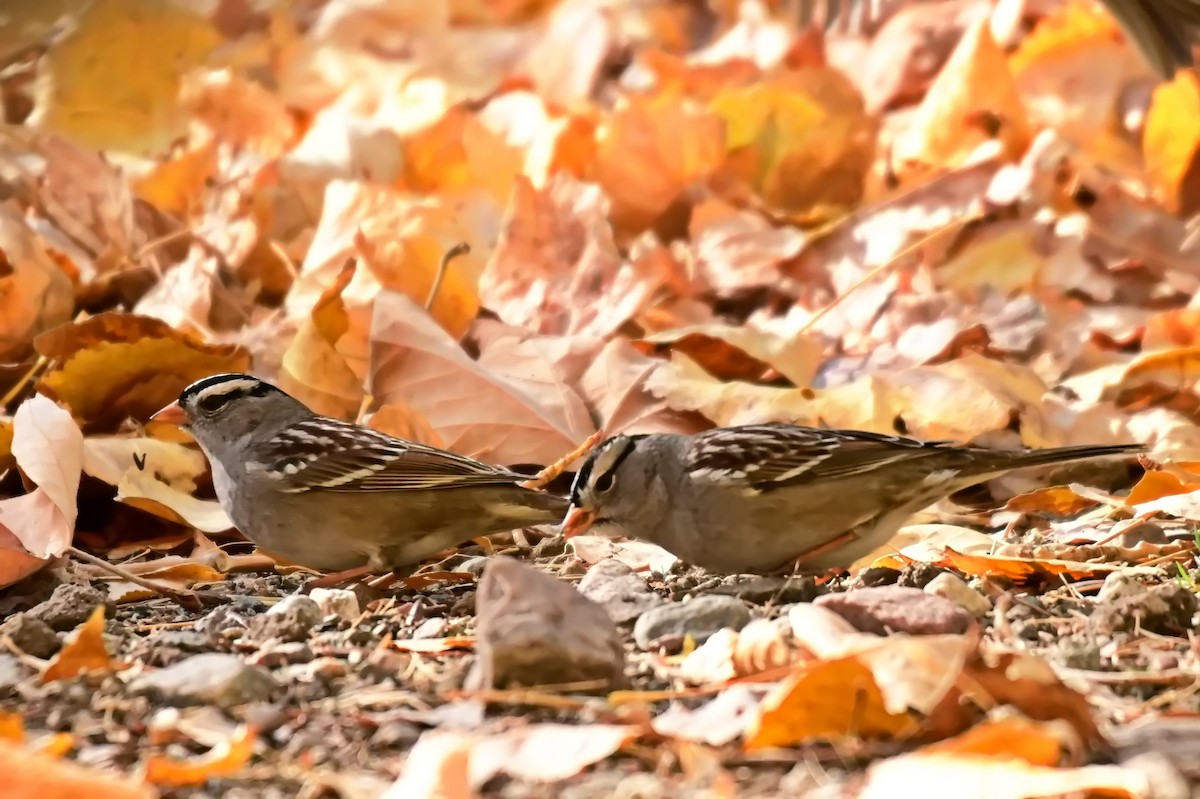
[382,729,476,799]
[0,205,74,362]
[468,723,638,785]
[0,394,83,559]
[370,290,589,466]
[42,605,111,683]
[35,312,251,432]
[579,339,710,437]
[142,725,256,787]
[637,322,822,386]
[0,737,156,799]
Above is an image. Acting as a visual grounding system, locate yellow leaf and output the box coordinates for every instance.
[1145,71,1200,216]
[31,0,226,155]
[142,725,255,787]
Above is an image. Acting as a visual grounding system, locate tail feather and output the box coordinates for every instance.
[962,442,1145,479]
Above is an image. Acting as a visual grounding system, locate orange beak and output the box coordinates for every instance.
[561,505,597,538]
[150,400,189,426]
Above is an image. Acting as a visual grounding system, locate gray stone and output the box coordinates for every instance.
[577,559,662,624]
[247,595,322,643]
[633,595,751,650]
[27,583,110,631]
[130,653,277,708]
[0,612,60,658]
[0,654,27,692]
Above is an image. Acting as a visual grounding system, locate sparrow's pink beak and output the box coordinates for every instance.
[561,506,596,538]
[150,400,188,426]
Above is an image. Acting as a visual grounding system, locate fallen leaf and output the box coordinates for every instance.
[115,469,233,534]
[469,723,637,784]
[35,313,251,432]
[0,737,156,799]
[30,0,225,155]
[0,206,74,361]
[142,725,255,787]
[745,656,918,748]
[383,729,476,799]
[859,754,1145,799]
[42,606,111,683]
[0,394,83,559]
[370,290,589,466]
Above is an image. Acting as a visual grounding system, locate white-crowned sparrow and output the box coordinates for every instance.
[150,373,569,573]
[561,424,1144,575]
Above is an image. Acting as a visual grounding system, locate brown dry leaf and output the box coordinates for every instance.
[367,403,447,449]
[1125,469,1200,505]
[0,206,75,361]
[520,0,614,106]
[0,528,53,590]
[860,754,1146,799]
[0,712,22,742]
[180,69,298,157]
[42,606,111,683]
[477,92,598,185]
[287,180,496,344]
[35,313,251,432]
[637,322,821,386]
[592,88,725,233]
[30,0,226,155]
[1003,485,1099,516]
[115,468,232,535]
[683,198,806,296]
[709,66,876,220]
[0,394,83,559]
[132,141,219,219]
[744,656,918,749]
[922,715,1070,765]
[480,175,659,339]
[0,737,156,799]
[1144,71,1200,216]
[892,18,1031,179]
[370,290,589,466]
[142,725,255,787]
[579,339,710,437]
[278,260,364,420]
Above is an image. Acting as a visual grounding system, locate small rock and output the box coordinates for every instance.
[711,575,822,605]
[411,617,448,639]
[198,596,265,638]
[247,595,322,643]
[1117,522,1168,548]
[815,585,972,635]
[308,588,360,622]
[577,559,662,624]
[0,613,61,658]
[850,567,901,589]
[450,592,476,616]
[248,642,313,668]
[467,556,625,692]
[371,720,422,749]
[924,573,991,617]
[896,563,944,589]
[633,595,752,650]
[27,583,110,631]
[531,537,566,559]
[131,653,277,708]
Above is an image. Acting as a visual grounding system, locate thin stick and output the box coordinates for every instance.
[1,355,48,409]
[520,430,605,490]
[797,221,968,335]
[426,242,471,311]
[68,546,229,609]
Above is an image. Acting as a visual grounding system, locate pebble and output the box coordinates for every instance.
[0,654,26,693]
[577,559,662,624]
[711,576,822,605]
[0,612,61,658]
[633,595,751,650]
[924,573,992,617]
[130,653,277,708]
[27,583,110,631]
[247,595,322,643]
[815,585,972,636]
[308,588,360,622]
[1092,581,1198,635]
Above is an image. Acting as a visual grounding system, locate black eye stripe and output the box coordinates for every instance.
[570,435,647,504]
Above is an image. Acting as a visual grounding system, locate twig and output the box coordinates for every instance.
[426,242,471,311]
[1,355,49,409]
[520,430,605,490]
[68,546,229,609]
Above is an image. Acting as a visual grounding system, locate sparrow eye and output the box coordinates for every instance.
[594,471,616,494]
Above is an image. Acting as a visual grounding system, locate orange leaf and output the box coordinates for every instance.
[745,656,917,749]
[1004,485,1098,516]
[1126,470,1200,505]
[940,548,1118,581]
[142,725,255,787]
[0,713,24,743]
[921,716,1068,766]
[0,738,155,799]
[42,606,112,683]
